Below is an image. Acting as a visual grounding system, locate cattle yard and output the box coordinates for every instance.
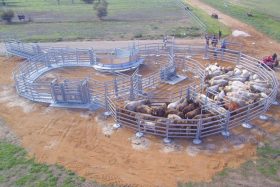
[1,0,280,186]
[5,37,279,144]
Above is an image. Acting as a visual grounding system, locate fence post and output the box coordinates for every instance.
[61,49,65,65]
[188,45,192,57]
[104,83,109,111]
[183,56,188,72]
[163,119,172,144]
[129,76,135,100]
[61,81,67,102]
[259,98,269,121]
[44,53,51,68]
[22,76,28,97]
[103,83,112,118]
[76,49,79,65]
[89,49,96,65]
[53,50,58,65]
[114,78,119,98]
[137,75,143,95]
[81,79,90,104]
[36,45,41,54]
[21,42,24,51]
[242,104,253,129]
[238,52,242,64]
[50,79,57,103]
[136,114,144,138]
[203,44,209,60]
[221,48,225,61]
[221,111,230,137]
[186,87,190,100]
[193,118,202,144]
[32,45,37,55]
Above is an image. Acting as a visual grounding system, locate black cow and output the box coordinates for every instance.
[17,15,25,21]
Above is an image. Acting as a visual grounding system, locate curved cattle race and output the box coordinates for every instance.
[5,38,279,144]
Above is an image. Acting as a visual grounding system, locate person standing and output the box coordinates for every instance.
[163,36,167,48]
[205,33,210,46]
[221,39,227,49]
[211,35,218,47]
[218,30,222,40]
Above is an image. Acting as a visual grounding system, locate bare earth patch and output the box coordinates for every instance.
[1,6,280,184]
[0,54,278,187]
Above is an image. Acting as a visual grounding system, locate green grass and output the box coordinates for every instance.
[256,145,280,177]
[0,138,279,187]
[0,141,110,187]
[226,0,280,20]
[0,0,203,42]
[201,0,280,41]
[190,6,231,36]
[178,143,280,186]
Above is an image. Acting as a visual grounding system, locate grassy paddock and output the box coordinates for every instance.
[0,0,203,42]
[201,0,280,41]
[190,6,231,37]
[0,141,110,187]
[178,143,280,187]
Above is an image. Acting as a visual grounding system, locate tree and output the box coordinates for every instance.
[96,0,108,20]
[1,9,14,23]
[1,0,6,6]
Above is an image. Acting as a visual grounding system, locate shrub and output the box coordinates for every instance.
[96,0,108,20]
[1,9,14,23]
[134,33,143,38]
[97,6,107,20]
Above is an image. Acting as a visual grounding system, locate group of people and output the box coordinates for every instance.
[205,30,223,48]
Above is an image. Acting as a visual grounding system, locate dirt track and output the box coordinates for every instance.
[0,1,279,187]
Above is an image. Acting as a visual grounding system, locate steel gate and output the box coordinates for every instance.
[51,79,90,104]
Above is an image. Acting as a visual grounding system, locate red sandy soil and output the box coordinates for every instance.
[0,1,279,186]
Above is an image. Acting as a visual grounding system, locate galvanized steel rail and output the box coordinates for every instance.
[6,40,279,143]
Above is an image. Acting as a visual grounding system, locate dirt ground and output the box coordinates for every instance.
[0,1,280,187]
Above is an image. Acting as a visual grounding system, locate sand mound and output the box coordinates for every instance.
[232,30,250,37]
